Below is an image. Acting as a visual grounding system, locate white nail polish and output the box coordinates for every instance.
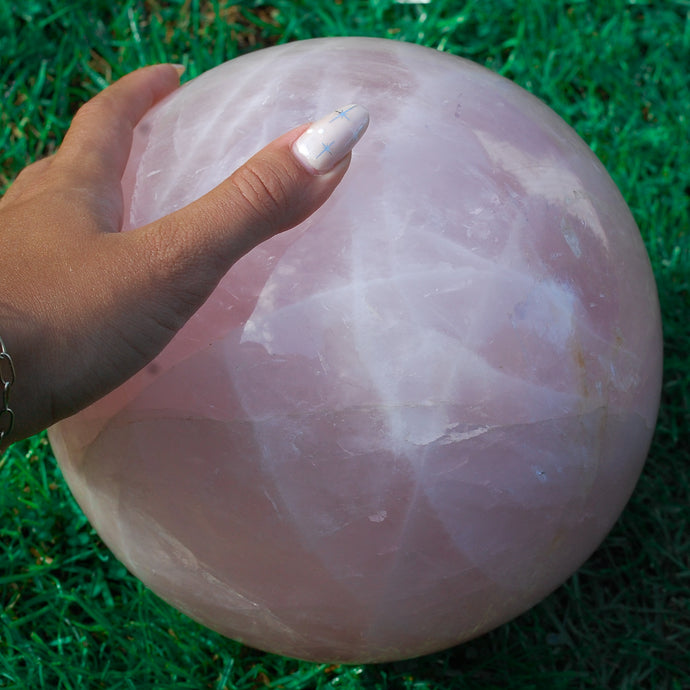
[293,104,370,174]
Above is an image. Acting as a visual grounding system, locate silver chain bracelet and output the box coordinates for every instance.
[0,335,16,444]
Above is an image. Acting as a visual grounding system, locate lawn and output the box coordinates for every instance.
[1,1,688,688]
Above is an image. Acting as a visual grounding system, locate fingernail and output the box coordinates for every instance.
[292,104,370,174]
[170,63,186,78]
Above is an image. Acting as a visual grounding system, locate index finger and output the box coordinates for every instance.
[54,64,183,186]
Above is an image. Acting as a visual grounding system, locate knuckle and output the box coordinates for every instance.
[70,95,102,126]
[232,159,294,231]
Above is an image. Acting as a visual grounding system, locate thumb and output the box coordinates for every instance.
[130,104,369,312]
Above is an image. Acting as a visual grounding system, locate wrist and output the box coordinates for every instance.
[0,335,16,450]
[0,318,56,449]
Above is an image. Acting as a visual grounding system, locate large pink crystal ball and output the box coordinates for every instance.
[49,38,662,663]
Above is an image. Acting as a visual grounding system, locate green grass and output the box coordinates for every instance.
[1,0,689,687]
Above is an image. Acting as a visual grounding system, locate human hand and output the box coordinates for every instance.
[0,64,368,447]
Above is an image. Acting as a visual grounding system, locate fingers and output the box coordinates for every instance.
[123,105,369,328]
[53,64,183,187]
[158,125,351,260]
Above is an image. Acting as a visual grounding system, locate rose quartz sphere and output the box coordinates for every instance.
[49,38,662,663]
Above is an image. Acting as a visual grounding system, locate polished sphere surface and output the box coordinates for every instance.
[49,37,663,663]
